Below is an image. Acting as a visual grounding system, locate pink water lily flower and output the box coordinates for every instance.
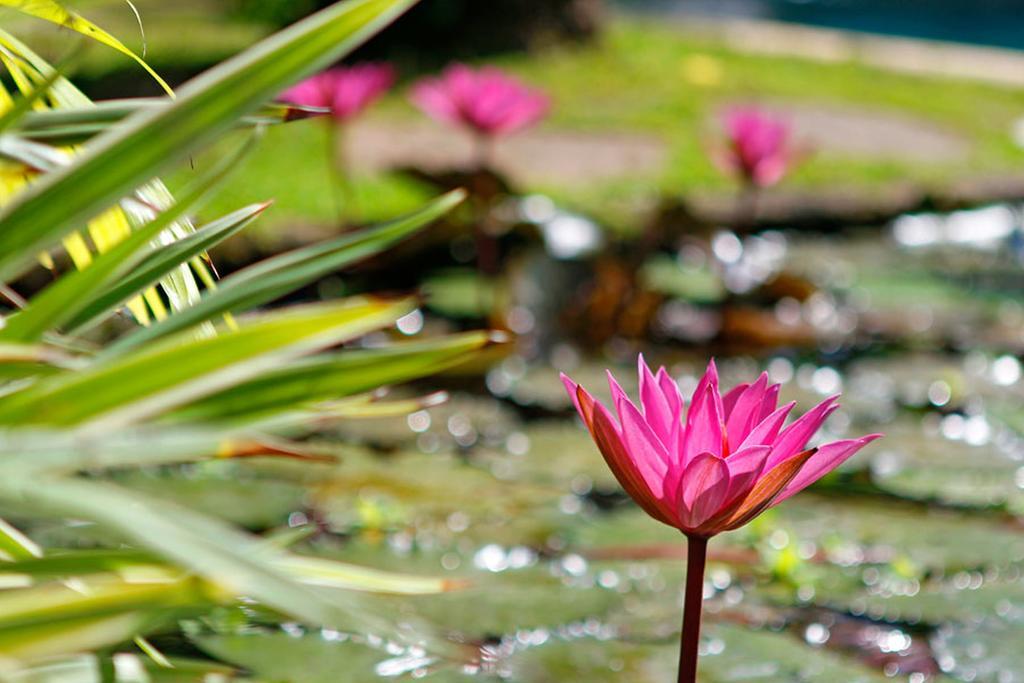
[564,356,880,683]
[717,107,794,188]
[281,62,395,122]
[409,64,550,138]
[562,357,880,538]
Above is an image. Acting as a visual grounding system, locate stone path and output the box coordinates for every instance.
[342,18,1024,190]
[348,118,668,188]
[348,101,970,190]
[745,103,970,163]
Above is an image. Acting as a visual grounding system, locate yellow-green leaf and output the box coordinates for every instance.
[0,0,173,96]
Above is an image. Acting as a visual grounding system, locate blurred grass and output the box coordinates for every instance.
[201,18,1024,235]
[30,3,1024,233]
[498,18,1024,226]
[173,122,436,246]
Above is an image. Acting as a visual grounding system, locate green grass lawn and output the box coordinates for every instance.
[187,17,1024,236]
[506,19,1024,212]
[30,2,1024,234]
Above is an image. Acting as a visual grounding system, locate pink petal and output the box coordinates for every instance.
[678,453,731,528]
[613,380,670,480]
[723,445,772,503]
[753,156,789,187]
[590,399,678,527]
[720,107,792,186]
[413,63,547,137]
[692,360,719,401]
[740,401,796,450]
[410,81,461,125]
[637,355,677,452]
[329,63,394,120]
[656,367,684,426]
[606,370,632,413]
[560,373,585,418]
[280,76,330,109]
[721,383,749,418]
[725,372,769,451]
[759,383,781,421]
[765,396,840,468]
[771,434,883,506]
[681,381,724,465]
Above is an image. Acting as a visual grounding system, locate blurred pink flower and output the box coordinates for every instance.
[410,64,550,137]
[281,63,395,122]
[562,356,881,538]
[717,107,794,187]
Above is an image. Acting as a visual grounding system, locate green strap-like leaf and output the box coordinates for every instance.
[0,343,77,381]
[0,608,176,663]
[0,298,415,429]
[0,135,261,343]
[0,549,155,576]
[0,547,460,595]
[0,518,41,560]
[104,189,465,357]
[65,203,270,335]
[0,0,173,95]
[0,425,292,473]
[0,476,428,648]
[0,67,61,133]
[0,0,417,282]
[174,331,495,423]
[15,99,328,145]
[0,31,220,330]
[0,573,197,631]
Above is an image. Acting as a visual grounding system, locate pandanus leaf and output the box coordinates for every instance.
[0,299,416,429]
[0,134,260,343]
[0,0,417,283]
[14,99,328,144]
[173,331,495,423]
[103,189,465,356]
[0,0,173,94]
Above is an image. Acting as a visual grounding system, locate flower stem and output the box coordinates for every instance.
[678,534,708,683]
[473,132,494,170]
[326,122,356,227]
[735,182,760,230]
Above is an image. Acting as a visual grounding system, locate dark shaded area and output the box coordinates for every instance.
[237,0,604,64]
[79,0,603,99]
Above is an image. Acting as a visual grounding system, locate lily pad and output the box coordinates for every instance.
[931,622,1024,683]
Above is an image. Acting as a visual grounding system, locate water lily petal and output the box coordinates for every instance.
[678,452,730,529]
[614,388,670,480]
[740,401,795,450]
[723,445,772,502]
[682,383,724,465]
[718,448,816,532]
[725,372,769,450]
[772,435,883,506]
[590,398,677,526]
[561,373,589,424]
[759,383,781,421]
[638,355,677,453]
[656,367,683,418]
[766,396,839,468]
[721,382,749,418]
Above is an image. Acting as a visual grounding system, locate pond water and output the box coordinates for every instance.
[90,195,1024,681]
[615,0,1024,51]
